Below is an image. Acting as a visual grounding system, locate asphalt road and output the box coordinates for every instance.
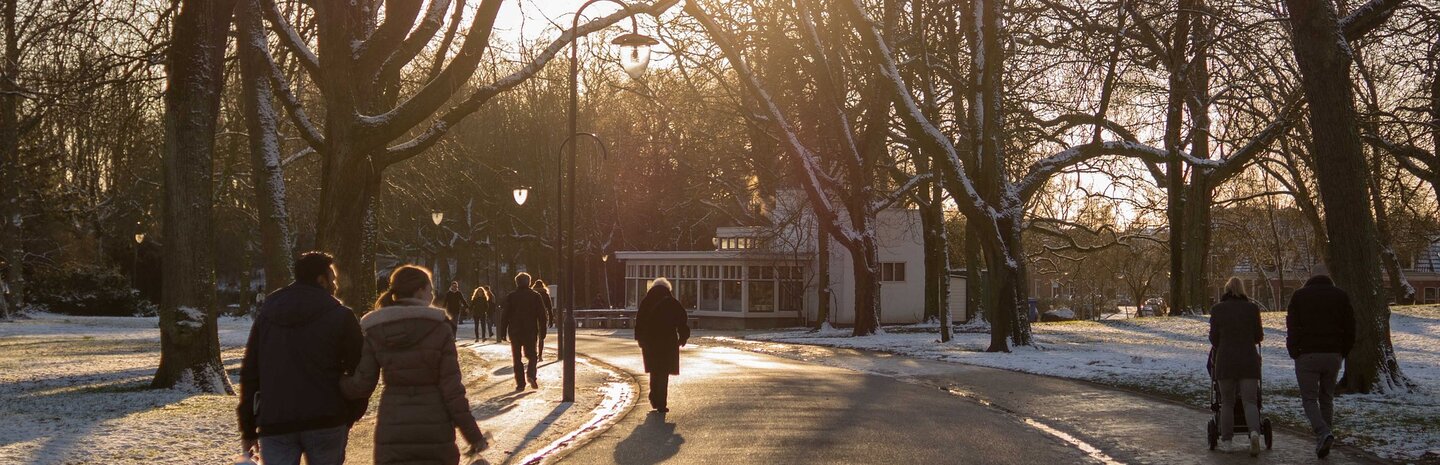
[558,334,1097,465]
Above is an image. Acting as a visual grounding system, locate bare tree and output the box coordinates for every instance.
[153,0,238,393]
[1282,0,1411,393]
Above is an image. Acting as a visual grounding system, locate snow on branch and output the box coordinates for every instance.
[872,173,933,213]
[262,47,326,151]
[377,0,457,83]
[354,0,429,76]
[1339,0,1403,41]
[686,0,862,247]
[1015,140,1171,203]
[260,0,321,80]
[1209,99,1302,180]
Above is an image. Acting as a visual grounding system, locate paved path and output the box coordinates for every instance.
[559,334,1094,464]
[698,335,1388,465]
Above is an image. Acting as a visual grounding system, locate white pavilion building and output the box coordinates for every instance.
[616,190,966,329]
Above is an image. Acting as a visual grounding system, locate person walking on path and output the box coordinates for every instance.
[340,265,487,465]
[442,281,468,336]
[1286,265,1355,458]
[533,279,553,359]
[470,285,494,342]
[1209,277,1264,456]
[500,272,548,390]
[634,277,690,413]
[237,252,364,465]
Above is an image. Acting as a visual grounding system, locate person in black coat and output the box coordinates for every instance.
[442,281,468,336]
[634,277,690,413]
[1285,267,1356,458]
[533,279,553,359]
[470,285,494,342]
[237,252,364,465]
[1208,277,1264,456]
[499,272,548,390]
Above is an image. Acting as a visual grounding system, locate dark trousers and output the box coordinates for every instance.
[473,313,492,340]
[511,337,538,388]
[1295,353,1343,438]
[648,373,670,410]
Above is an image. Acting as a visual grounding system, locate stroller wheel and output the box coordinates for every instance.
[1207,418,1219,450]
[1261,419,1273,450]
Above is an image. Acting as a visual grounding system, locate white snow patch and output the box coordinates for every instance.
[741,306,1440,462]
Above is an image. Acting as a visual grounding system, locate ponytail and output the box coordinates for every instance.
[376,265,432,309]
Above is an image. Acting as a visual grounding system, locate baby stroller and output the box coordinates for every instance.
[1206,347,1274,450]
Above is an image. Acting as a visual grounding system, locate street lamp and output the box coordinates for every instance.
[431,211,444,226]
[557,0,655,402]
[133,227,145,291]
[513,187,529,206]
[601,253,611,309]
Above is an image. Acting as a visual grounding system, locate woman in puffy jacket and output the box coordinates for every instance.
[342,265,487,464]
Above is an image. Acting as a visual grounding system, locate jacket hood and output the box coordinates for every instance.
[360,301,449,349]
[1304,275,1335,288]
[639,286,674,309]
[266,283,342,327]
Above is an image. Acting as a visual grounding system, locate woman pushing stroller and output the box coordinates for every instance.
[1208,277,1266,456]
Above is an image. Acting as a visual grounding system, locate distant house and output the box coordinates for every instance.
[616,190,966,329]
[1232,238,1440,307]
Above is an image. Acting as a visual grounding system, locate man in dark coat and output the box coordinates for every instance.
[1285,266,1356,458]
[443,281,468,336]
[237,251,364,465]
[500,272,548,390]
[634,278,690,413]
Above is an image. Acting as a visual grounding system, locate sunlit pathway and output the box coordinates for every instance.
[697,336,1389,465]
[559,334,1094,465]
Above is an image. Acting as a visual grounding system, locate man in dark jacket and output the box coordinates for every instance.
[635,278,690,413]
[500,272,548,390]
[1285,267,1356,458]
[237,252,363,465]
[443,281,468,336]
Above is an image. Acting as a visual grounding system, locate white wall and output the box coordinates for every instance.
[810,208,928,325]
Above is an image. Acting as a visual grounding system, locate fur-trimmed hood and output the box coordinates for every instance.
[361,299,448,330]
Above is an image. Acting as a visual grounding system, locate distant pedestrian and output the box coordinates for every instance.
[533,279,553,359]
[341,265,487,464]
[1209,277,1264,456]
[634,277,690,413]
[470,285,494,342]
[1285,265,1355,458]
[237,252,364,465]
[500,272,548,390]
[443,281,468,336]
[591,292,608,309]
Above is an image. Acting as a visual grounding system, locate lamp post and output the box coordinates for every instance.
[558,0,655,402]
[601,253,611,309]
[432,211,444,285]
[133,227,145,292]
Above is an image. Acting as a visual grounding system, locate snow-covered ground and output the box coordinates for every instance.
[0,312,625,464]
[738,305,1440,463]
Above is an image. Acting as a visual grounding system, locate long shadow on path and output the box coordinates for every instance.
[612,411,684,465]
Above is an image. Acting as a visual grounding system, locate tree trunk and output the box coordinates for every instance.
[1181,177,1214,313]
[814,225,831,329]
[315,157,381,314]
[152,0,236,394]
[237,0,293,293]
[965,223,983,322]
[849,236,881,336]
[921,198,943,323]
[1283,0,1409,394]
[1,0,21,319]
[1368,149,1414,304]
[1164,0,1196,318]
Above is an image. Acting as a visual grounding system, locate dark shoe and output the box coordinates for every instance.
[1317,434,1334,458]
[528,376,539,389]
[515,384,526,392]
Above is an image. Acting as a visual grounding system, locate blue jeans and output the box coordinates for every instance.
[259,425,349,465]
